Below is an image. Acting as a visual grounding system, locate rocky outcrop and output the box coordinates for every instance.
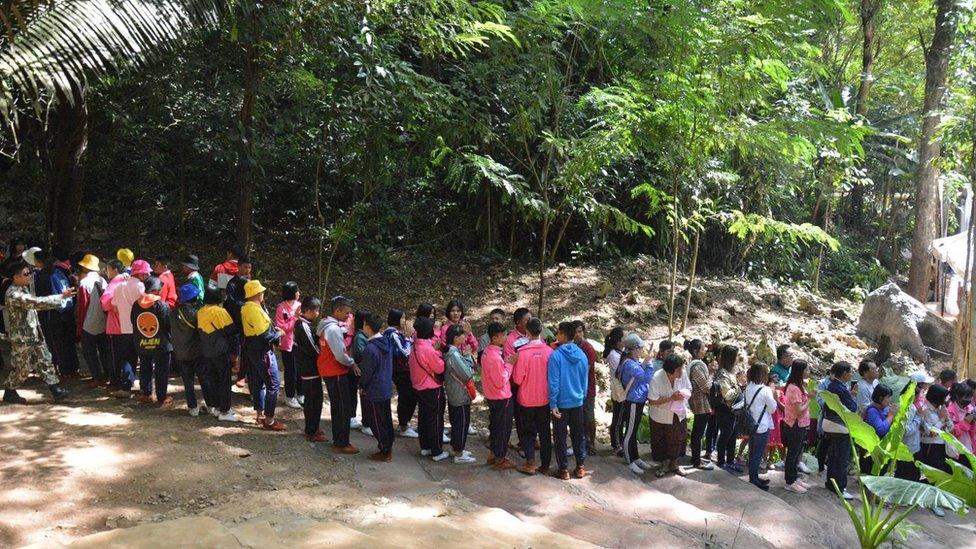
[856,283,953,363]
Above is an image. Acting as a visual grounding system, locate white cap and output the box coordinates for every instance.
[909,372,935,384]
[622,333,645,351]
[22,246,42,267]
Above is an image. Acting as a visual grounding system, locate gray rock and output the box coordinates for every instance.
[856,282,953,363]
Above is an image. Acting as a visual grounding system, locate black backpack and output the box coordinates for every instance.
[709,379,730,412]
[734,387,766,437]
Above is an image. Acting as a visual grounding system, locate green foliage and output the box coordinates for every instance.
[917,428,976,506]
[820,383,916,476]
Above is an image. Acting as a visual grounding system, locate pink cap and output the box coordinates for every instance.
[130,259,151,276]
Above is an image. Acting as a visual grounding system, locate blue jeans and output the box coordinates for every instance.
[109,334,136,389]
[825,432,852,493]
[246,349,280,418]
[180,357,213,410]
[138,353,170,401]
[748,430,770,484]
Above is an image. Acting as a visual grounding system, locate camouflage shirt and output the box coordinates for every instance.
[3,284,63,344]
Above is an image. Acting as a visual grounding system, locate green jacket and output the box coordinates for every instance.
[444,346,475,407]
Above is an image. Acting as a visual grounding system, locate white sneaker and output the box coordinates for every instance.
[210,407,220,418]
[785,483,807,494]
[350,418,362,430]
[468,425,476,435]
[400,426,419,438]
[285,397,301,409]
[297,395,305,406]
[432,451,450,462]
[840,490,855,501]
[772,460,784,470]
[188,406,200,417]
[629,462,645,475]
[362,427,374,437]
[566,447,574,456]
[420,449,432,456]
[218,411,239,422]
[454,453,477,464]
[798,462,812,474]
[442,433,451,443]
[635,459,652,470]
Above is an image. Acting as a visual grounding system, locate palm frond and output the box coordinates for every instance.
[0,0,221,124]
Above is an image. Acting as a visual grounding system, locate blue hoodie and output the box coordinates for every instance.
[360,335,393,402]
[547,342,588,410]
[619,358,652,403]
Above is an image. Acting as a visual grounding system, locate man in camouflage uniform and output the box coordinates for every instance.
[2,259,72,404]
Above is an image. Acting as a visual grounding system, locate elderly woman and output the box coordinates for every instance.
[647,353,692,477]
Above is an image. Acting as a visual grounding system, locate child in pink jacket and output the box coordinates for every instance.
[410,317,448,461]
[512,318,553,475]
[276,281,302,409]
[948,382,976,453]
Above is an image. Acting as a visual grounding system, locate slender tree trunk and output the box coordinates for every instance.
[538,217,550,315]
[235,37,260,252]
[854,0,878,118]
[667,179,680,338]
[679,230,700,334]
[908,0,958,301]
[549,213,572,264]
[46,88,88,254]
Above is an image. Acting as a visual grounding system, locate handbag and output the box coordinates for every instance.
[735,386,766,437]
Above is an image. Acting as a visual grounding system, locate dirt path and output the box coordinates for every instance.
[3,376,972,548]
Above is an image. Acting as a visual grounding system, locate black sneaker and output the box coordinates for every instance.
[2,390,27,405]
[48,384,69,401]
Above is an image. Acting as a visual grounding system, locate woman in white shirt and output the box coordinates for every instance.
[603,327,626,453]
[744,363,777,491]
[647,354,692,477]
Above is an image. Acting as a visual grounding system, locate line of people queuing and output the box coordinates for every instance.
[2,240,974,495]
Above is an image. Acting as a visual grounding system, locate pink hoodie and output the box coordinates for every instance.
[481,344,512,400]
[436,321,479,355]
[512,339,552,407]
[948,401,976,452]
[409,338,445,391]
[100,274,126,335]
[275,299,301,352]
[111,276,145,335]
[503,329,527,360]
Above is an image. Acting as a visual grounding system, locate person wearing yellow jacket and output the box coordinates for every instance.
[241,280,284,430]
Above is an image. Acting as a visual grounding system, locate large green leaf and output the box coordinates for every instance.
[918,461,976,507]
[860,476,965,512]
[820,390,880,448]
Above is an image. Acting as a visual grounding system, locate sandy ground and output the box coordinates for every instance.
[2,373,973,548]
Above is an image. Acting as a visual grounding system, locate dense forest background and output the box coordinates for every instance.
[1,0,974,305]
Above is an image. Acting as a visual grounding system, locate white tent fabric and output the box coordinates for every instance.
[931,230,972,276]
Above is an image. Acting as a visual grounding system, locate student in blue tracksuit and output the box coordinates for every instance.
[618,333,654,474]
[548,321,589,480]
[360,313,395,461]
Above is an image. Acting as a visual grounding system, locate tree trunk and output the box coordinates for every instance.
[908,0,957,301]
[234,37,260,252]
[537,217,550,315]
[549,213,572,264]
[679,230,700,334]
[854,0,878,118]
[46,88,88,255]
[667,179,680,338]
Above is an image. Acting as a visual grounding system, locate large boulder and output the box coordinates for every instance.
[856,282,954,363]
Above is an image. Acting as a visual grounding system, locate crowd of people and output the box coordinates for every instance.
[1,239,974,505]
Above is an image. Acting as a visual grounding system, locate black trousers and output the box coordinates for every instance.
[816,431,832,472]
[782,422,808,485]
[518,404,552,469]
[553,405,586,470]
[610,400,625,448]
[690,412,710,466]
[324,374,352,448]
[449,403,471,453]
[417,387,445,454]
[511,383,524,442]
[301,377,323,436]
[715,409,737,466]
[704,413,718,453]
[281,350,303,399]
[364,398,394,453]
[81,331,110,380]
[202,355,232,413]
[622,401,645,464]
[347,372,360,418]
[392,369,418,429]
[487,397,514,459]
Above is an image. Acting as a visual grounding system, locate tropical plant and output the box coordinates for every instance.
[820,381,916,476]
[835,476,964,549]
[917,428,976,506]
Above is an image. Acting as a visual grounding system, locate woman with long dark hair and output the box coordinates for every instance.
[782,360,811,493]
[685,339,714,470]
[713,345,743,473]
[603,327,626,452]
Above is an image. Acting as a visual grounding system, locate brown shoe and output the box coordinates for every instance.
[555,469,570,480]
[333,445,360,455]
[262,419,286,431]
[305,431,328,442]
[486,456,497,466]
[255,413,265,425]
[369,451,392,462]
[136,394,153,403]
[573,466,587,479]
[111,389,133,399]
[517,459,537,476]
[493,458,517,471]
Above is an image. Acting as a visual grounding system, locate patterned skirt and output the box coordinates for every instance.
[650,415,688,462]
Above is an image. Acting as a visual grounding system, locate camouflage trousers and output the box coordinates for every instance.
[5,342,59,389]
